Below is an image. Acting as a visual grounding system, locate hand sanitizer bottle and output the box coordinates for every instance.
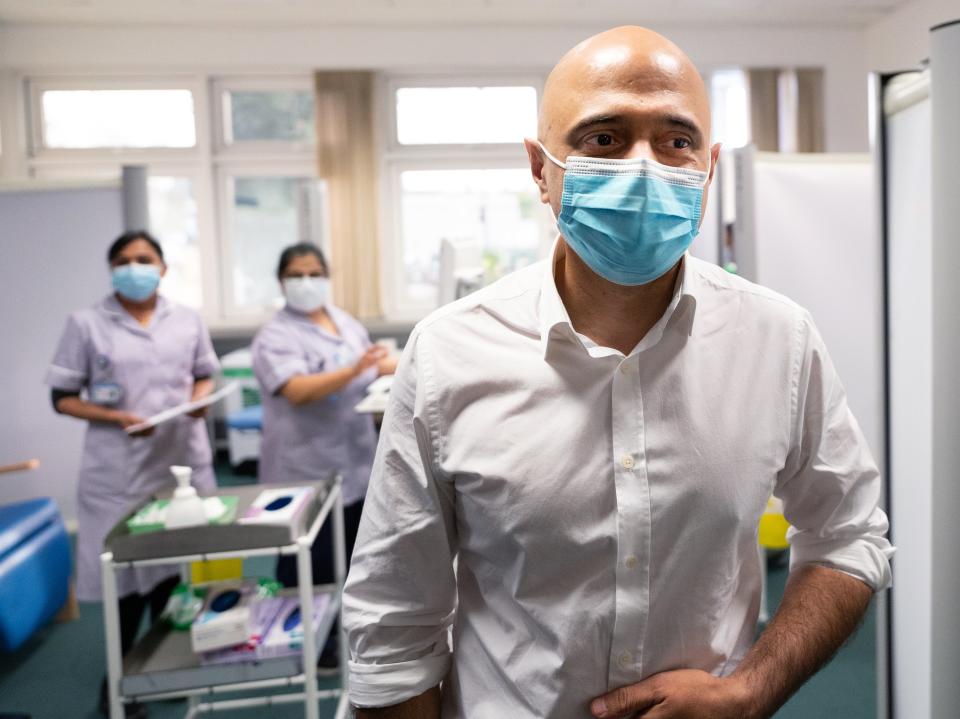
[165,465,207,529]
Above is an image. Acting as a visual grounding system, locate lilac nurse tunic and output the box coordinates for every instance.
[46,295,219,601]
[252,304,378,506]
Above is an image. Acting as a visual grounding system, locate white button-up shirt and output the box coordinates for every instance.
[342,250,893,718]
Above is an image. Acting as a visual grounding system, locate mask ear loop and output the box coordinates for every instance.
[538,142,567,170]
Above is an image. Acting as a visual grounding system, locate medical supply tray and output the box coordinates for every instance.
[104,482,328,563]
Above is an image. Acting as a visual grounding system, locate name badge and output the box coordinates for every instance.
[90,382,124,406]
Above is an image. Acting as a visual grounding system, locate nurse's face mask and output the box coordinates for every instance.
[283,276,330,313]
[112,263,161,302]
[539,142,710,286]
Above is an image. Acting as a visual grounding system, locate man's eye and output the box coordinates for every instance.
[672,137,691,150]
[593,133,614,146]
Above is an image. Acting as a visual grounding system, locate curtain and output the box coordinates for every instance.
[795,68,825,153]
[749,69,781,152]
[315,71,382,319]
[748,67,824,152]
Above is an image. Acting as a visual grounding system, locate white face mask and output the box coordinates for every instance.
[283,277,330,313]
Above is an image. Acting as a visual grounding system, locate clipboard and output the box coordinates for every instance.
[125,382,239,434]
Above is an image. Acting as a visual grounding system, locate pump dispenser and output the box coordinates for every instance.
[165,465,207,529]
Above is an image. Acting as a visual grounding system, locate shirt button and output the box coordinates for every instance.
[618,651,633,667]
[620,455,635,470]
[619,362,630,374]
[625,555,639,569]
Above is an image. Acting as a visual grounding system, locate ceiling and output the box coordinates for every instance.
[0,0,910,29]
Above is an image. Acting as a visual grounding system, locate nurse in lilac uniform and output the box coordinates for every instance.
[46,231,218,710]
[252,243,396,591]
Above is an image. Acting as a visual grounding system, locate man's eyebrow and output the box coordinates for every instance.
[660,114,704,140]
[564,112,704,143]
[565,113,626,141]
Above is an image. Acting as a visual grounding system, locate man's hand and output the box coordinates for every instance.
[590,669,751,719]
[591,565,873,719]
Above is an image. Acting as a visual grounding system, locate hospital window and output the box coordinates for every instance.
[148,176,202,308]
[397,167,546,306]
[221,89,316,145]
[25,76,321,327]
[710,69,751,149]
[222,173,325,315]
[36,88,197,149]
[385,78,550,318]
[395,86,538,145]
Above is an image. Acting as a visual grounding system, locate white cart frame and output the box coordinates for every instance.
[100,479,349,719]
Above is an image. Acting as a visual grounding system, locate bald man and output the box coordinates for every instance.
[342,26,892,719]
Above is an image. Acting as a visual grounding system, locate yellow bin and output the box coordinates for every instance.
[759,497,790,550]
[190,559,243,584]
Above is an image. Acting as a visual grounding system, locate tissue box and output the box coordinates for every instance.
[200,595,288,665]
[238,488,312,527]
[190,582,255,653]
[259,594,332,659]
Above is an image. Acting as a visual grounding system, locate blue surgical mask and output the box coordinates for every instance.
[112,263,161,301]
[540,142,710,286]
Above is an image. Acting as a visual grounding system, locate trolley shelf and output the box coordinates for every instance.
[105,481,331,564]
[121,587,340,699]
[99,477,349,719]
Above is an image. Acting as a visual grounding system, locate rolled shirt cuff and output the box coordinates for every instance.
[193,352,221,380]
[788,534,894,592]
[347,652,451,708]
[262,359,309,396]
[45,364,86,392]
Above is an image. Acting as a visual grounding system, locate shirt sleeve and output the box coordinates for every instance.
[192,313,220,379]
[252,322,310,396]
[45,314,90,392]
[341,326,458,708]
[775,311,894,591]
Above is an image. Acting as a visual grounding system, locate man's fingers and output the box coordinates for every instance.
[591,680,661,718]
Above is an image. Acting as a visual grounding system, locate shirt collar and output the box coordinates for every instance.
[101,293,172,323]
[282,303,346,341]
[537,238,699,360]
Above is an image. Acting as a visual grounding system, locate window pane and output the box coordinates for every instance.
[396,87,537,145]
[229,176,320,311]
[149,177,201,309]
[41,90,196,148]
[400,168,547,305]
[710,70,750,148]
[225,90,315,143]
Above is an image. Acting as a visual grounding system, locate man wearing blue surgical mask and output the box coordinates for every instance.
[343,26,892,719]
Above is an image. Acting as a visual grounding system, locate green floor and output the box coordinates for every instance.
[0,461,878,718]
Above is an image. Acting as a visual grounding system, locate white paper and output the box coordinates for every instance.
[365,375,394,395]
[125,382,239,434]
[354,392,390,415]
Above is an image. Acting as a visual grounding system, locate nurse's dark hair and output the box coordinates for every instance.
[277,242,328,278]
[107,230,165,264]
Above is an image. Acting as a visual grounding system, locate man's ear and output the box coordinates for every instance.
[708,142,722,184]
[524,138,551,203]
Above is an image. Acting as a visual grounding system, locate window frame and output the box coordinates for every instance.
[385,156,551,320]
[385,73,544,154]
[27,76,203,159]
[23,73,319,331]
[214,160,325,327]
[380,72,547,320]
[212,76,317,156]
